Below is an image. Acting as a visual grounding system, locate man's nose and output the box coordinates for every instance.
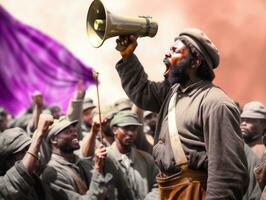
[240,120,246,126]
[165,52,171,58]
[71,128,78,136]
[125,130,135,137]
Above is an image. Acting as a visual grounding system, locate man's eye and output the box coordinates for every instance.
[172,50,181,55]
[170,48,180,54]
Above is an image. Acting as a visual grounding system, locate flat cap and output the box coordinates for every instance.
[113,98,133,111]
[111,110,142,127]
[47,117,78,142]
[241,101,266,119]
[0,127,31,158]
[179,28,220,69]
[144,111,153,119]
[83,98,96,111]
[105,110,118,121]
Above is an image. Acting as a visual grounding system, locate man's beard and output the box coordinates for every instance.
[59,141,79,153]
[242,132,262,144]
[167,55,192,86]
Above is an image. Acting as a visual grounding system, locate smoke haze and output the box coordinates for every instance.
[1,0,266,107]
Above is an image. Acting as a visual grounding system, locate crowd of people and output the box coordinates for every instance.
[0,27,266,200]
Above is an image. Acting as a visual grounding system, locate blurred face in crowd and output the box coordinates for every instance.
[50,106,61,119]
[240,118,266,143]
[32,92,43,106]
[144,113,158,133]
[113,125,138,153]
[163,39,192,85]
[83,108,94,126]
[52,124,80,153]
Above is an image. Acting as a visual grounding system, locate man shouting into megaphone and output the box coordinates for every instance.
[113,29,249,200]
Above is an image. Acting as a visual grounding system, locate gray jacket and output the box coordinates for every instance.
[42,154,112,200]
[103,143,159,200]
[0,161,44,200]
[243,144,261,200]
[115,54,249,200]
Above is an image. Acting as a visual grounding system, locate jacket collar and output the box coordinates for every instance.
[109,142,136,166]
[172,80,212,97]
[51,153,81,169]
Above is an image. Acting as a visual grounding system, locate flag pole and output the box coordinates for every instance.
[93,70,103,143]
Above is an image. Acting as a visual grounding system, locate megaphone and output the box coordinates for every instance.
[86,0,158,48]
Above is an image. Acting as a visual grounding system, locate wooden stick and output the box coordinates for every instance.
[93,70,103,143]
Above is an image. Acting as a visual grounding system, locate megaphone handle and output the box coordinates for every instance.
[115,43,127,51]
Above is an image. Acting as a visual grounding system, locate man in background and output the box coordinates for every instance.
[241,101,266,160]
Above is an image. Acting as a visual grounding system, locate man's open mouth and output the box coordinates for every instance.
[163,57,171,76]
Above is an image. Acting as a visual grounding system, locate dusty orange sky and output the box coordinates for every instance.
[1,0,266,108]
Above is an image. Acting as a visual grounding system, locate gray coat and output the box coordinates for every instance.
[243,144,261,200]
[115,54,249,200]
[0,161,44,200]
[42,154,112,200]
[103,143,159,200]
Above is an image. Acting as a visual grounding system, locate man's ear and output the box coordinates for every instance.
[112,127,118,136]
[50,137,58,145]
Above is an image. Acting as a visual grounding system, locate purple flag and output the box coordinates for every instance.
[0,6,96,116]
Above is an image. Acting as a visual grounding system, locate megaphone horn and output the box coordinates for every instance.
[86,0,158,48]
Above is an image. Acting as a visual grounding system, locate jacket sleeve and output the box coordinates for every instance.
[0,161,35,200]
[203,102,249,200]
[115,54,170,113]
[144,155,160,200]
[66,97,84,140]
[67,99,83,122]
[42,166,112,200]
